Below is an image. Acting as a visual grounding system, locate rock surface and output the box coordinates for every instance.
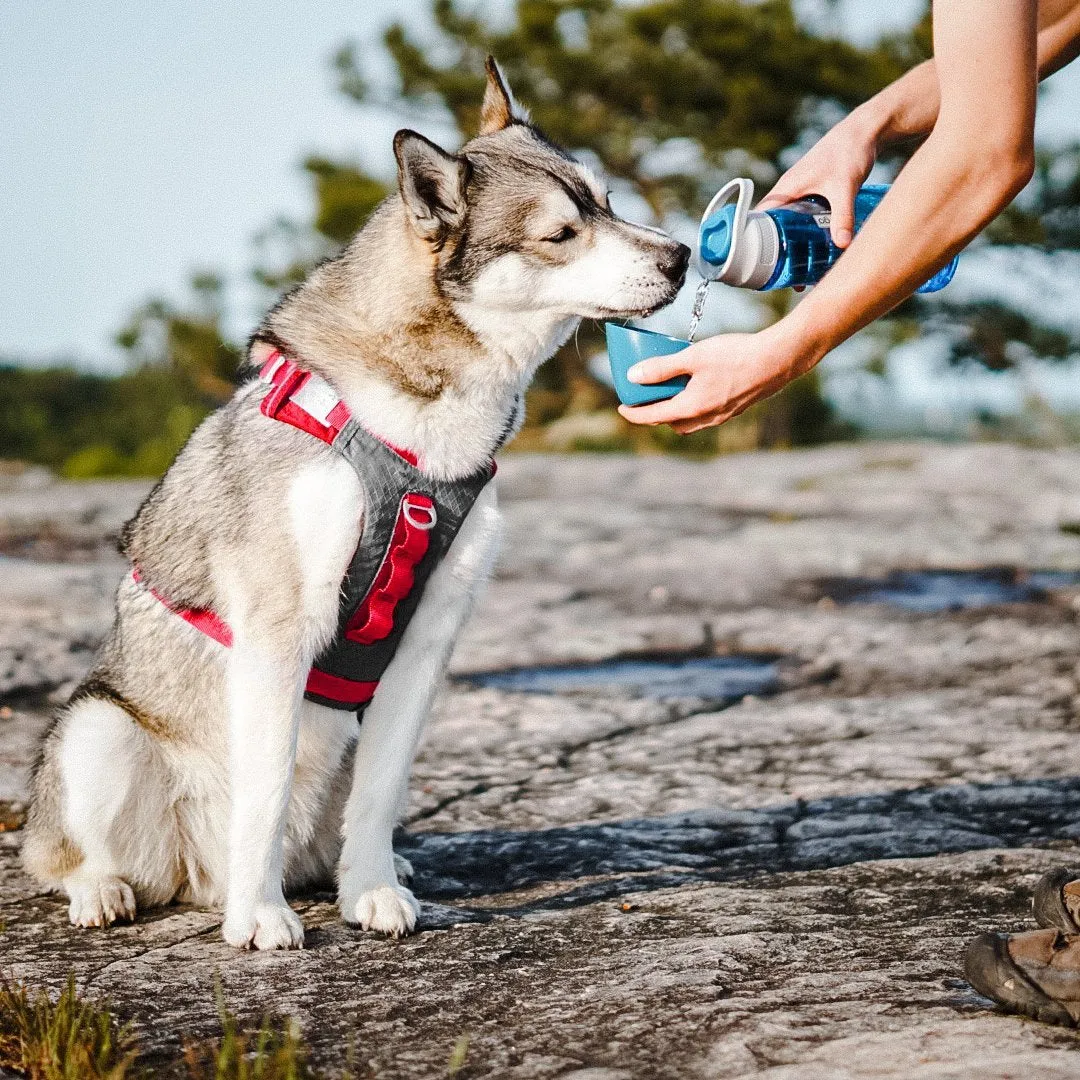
[4,443,1080,1077]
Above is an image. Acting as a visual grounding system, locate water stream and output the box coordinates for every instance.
[686,279,711,343]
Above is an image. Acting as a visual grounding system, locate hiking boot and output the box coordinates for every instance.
[965,928,1080,1027]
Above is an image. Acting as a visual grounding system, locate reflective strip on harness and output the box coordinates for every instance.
[259,354,351,445]
[345,493,436,644]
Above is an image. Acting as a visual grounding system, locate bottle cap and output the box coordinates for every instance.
[700,205,737,265]
[696,178,780,290]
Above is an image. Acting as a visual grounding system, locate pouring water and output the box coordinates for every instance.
[686,279,710,342]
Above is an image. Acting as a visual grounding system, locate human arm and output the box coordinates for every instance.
[620,0,1044,434]
[759,0,1080,247]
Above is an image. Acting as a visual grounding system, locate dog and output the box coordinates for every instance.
[23,58,689,950]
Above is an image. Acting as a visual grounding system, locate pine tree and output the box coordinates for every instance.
[120,0,1080,452]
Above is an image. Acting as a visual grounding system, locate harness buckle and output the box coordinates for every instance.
[402,497,438,531]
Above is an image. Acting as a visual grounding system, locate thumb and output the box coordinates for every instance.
[626,352,691,385]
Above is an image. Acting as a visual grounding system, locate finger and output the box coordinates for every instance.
[625,353,691,386]
[824,184,857,248]
[672,395,754,433]
[756,187,798,212]
[672,411,725,435]
[617,391,706,427]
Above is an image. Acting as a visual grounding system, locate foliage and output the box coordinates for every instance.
[182,1009,316,1080]
[0,364,210,478]
[0,976,138,1080]
[0,975,364,1080]
[353,0,912,216]
[114,271,242,403]
[7,0,1080,476]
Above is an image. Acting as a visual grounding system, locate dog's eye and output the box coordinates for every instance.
[544,225,577,243]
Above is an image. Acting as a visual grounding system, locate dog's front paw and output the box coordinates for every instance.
[222,901,304,950]
[66,875,136,928]
[344,884,420,938]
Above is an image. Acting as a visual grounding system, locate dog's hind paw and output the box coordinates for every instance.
[66,875,136,928]
[222,900,305,951]
[393,853,415,885]
[347,884,420,938]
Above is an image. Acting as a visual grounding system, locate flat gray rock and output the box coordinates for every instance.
[4,444,1080,1077]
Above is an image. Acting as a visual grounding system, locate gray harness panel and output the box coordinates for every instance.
[305,417,498,715]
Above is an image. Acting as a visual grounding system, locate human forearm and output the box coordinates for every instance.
[854,0,1080,151]
[620,0,1042,435]
[780,126,1034,366]
[848,61,940,149]
[780,0,1039,363]
[618,129,1036,436]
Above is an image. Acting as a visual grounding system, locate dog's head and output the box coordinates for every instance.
[392,58,689,332]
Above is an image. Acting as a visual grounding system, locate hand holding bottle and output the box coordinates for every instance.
[756,113,879,249]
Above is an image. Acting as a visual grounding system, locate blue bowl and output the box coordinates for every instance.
[605,323,690,406]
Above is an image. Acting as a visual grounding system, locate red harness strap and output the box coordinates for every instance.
[136,350,438,710]
[132,568,233,647]
[259,350,418,464]
[346,493,437,644]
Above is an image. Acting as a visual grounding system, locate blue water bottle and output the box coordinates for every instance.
[696,178,957,293]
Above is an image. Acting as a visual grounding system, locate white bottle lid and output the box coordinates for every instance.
[696,178,780,290]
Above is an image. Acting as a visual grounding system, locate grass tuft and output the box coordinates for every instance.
[447,1034,469,1076]
[0,975,138,1079]
[183,1010,316,1080]
[1,973,362,1080]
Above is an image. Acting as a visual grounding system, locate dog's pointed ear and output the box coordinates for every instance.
[479,55,522,135]
[393,130,469,245]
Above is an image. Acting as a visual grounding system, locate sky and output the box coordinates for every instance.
[2,0,1079,372]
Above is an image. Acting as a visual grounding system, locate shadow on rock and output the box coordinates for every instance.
[399,777,1080,922]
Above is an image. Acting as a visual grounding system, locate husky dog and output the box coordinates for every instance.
[23,59,689,949]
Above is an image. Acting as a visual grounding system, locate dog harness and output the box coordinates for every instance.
[137,350,502,717]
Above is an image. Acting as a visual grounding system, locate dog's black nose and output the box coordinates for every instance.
[661,242,691,284]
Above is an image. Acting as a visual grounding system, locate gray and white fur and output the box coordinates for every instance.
[22,59,689,949]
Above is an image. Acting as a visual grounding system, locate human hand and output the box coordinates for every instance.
[757,115,878,248]
[616,324,820,434]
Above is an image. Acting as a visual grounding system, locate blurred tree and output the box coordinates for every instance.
[8,0,1077,476]
[114,271,242,404]
[0,365,209,478]
[323,0,926,447]
[358,0,912,217]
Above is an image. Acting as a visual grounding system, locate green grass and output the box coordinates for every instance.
[0,973,475,1078]
[0,976,138,1080]
[0,977,325,1079]
[182,986,321,1080]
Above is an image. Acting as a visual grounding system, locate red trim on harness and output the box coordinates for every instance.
[304,667,379,705]
[259,356,351,445]
[132,569,377,708]
[131,568,234,648]
[345,493,435,645]
[258,349,419,465]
